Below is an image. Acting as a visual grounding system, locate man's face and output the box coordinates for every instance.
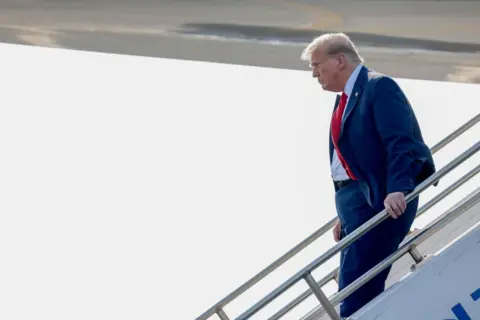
[309,48,343,92]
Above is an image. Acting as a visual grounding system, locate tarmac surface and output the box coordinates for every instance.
[1,0,480,83]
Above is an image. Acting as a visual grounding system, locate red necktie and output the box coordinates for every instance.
[331,92,357,180]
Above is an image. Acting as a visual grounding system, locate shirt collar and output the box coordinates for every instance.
[344,64,363,97]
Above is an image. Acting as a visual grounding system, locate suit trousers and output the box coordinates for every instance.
[335,180,418,317]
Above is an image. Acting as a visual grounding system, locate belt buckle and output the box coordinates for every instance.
[335,179,351,189]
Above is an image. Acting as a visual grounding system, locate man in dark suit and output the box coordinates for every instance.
[301,33,436,317]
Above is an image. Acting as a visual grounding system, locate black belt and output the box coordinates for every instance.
[334,179,353,189]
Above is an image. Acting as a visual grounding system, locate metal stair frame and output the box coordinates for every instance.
[195,113,480,320]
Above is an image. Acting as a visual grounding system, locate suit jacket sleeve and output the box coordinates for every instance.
[371,76,417,194]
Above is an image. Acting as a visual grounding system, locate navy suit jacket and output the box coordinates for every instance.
[329,65,436,212]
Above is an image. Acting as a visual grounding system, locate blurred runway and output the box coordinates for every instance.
[0,0,479,83]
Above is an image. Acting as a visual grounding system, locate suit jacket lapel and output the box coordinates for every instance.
[340,66,368,137]
[333,94,341,111]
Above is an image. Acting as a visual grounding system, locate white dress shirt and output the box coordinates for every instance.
[331,64,363,182]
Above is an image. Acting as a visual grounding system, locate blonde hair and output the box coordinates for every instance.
[301,33,364,63]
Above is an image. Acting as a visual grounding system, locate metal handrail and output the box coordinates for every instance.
[430,113,479,154]
[274,161,480,320]
[268,269,339,320]
[195,113,479,320]
[235,140,479,320]
[195,218,337,320]
[301,163,480,320]
[330,186,480,309]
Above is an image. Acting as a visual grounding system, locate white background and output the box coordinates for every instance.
[0,44,478,320]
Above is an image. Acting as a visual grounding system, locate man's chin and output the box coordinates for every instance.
[320,83,341,93]
[320,83,331,91]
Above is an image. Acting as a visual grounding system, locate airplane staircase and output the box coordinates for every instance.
[195,112,479,320]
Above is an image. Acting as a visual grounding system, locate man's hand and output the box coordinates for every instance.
[384,192,407,219]
[333,219,342,242]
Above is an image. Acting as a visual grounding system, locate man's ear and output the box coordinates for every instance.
[337,53,348,69]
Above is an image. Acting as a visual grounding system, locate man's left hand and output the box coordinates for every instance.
[384,192,407,219]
